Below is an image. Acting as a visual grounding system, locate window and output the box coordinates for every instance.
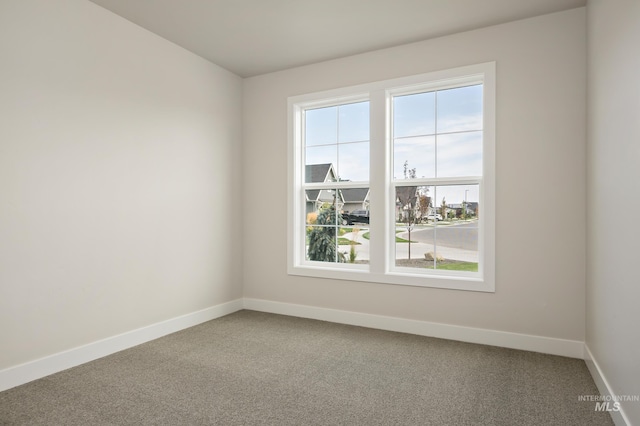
[303,100,370,264]
[288,63,495,292]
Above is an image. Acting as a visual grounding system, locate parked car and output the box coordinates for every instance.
[342,209,370,225]
[426,213,443,221]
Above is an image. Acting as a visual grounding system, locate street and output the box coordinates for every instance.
[399,221,478,251]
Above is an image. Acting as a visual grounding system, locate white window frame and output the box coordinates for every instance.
[288,62,495,292]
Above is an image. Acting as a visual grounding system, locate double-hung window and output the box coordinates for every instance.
[288,63,495,292]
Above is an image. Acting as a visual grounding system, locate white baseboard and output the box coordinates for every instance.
[0,299,243,392]
[584,345,630,426]
[243,298,585,358]
[0,297,590,394]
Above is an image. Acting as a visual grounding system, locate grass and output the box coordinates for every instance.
[338,237,360,246]
[395,235,415,243]
[436,261,478,272]
[338,227,354,236]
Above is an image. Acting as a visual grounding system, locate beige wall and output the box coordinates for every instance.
[243,9,587,341]
[6,2,638,416]
[0,0,243,370]
[587,0,640,423]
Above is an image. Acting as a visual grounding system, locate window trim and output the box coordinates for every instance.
[288,62,495,292]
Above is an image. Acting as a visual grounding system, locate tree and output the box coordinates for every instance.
[397,161,422,259]
[403,160,416,179]
[307,206,345,263]
[418,193,431,221]
[441,197,447,220]
[397,186,418,259]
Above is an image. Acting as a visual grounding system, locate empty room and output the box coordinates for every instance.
[1,0,638,424]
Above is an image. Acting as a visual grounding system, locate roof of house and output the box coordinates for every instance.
[341,188,370,203]
[305,163,334,183]
[396,186,418,206]
[305,189,320,201]
[305,164,369,205]
[305,189,344,203]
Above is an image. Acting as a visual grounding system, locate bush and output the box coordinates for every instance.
[308,207,345,263]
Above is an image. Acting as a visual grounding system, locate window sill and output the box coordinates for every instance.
[288,263,495,293]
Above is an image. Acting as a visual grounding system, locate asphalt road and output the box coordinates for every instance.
[403,222,478,251]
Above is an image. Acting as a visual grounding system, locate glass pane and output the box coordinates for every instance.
[305,106,337,146]
[338,101,369,143]
[436,84,483,134]
[433,184,479,271]
[393,136,435,180]
[305,146,337,183]
[338,142,369,182]
[340,186,370,263]
[395,185,479,271]
[305,101,370,185]
[339,188,370,220]
[394,92,436,138]
[395,185,434,267]
[436,132,482,178]
[305,198,345,263]
[338,225,367,264]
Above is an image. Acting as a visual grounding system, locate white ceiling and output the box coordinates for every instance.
[88,0,586,78]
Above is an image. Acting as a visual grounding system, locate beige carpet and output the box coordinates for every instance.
[0,310,613,425]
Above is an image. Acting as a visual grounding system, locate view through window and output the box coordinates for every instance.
[304,101,370,264]
[392,84,482,272]
[290,63,495,292]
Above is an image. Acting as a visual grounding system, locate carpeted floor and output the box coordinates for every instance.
[0,310,614,425]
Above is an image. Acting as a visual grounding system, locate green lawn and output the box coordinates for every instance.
[437,261,478,272]
[338,227,354,236]
[338,237,361,246]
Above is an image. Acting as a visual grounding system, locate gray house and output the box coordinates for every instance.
[305,163,370,216]
[341,188,370,214]
[305,163,340,215]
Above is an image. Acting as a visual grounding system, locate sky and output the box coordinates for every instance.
[305,84,483,205]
